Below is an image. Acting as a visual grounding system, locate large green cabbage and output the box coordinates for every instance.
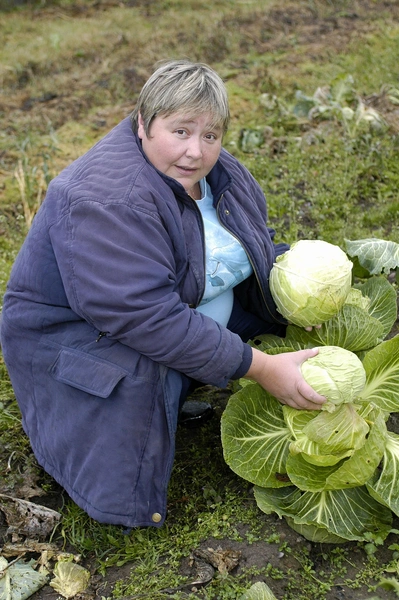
[269,240,353,327]
[301,346,366,411]
[221,240,399,544]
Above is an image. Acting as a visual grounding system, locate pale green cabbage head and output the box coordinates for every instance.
[344,287,371,311]
[269,240,353,327]
[301,346,366,412]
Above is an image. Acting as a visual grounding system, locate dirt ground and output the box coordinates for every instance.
[2,1,399,598]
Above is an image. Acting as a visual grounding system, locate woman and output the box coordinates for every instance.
[0,60,324,528]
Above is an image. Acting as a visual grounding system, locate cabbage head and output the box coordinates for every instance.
[301,346,366,411]
[269,240,353,327]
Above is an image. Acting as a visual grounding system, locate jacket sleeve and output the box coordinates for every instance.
[48,196,248,387]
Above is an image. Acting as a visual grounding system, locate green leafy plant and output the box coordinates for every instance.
[292,74,388,137]
[221,238,399,544]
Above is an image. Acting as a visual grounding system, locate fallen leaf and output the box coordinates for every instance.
[0,556,48,600]
[0,494,61,538]
[192,546,241,575]
[49,561,90,599]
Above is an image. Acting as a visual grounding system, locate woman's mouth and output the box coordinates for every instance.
[176,165,197,174]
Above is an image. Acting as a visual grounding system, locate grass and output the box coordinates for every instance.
[1,0,399,598]
[238,131,399,244]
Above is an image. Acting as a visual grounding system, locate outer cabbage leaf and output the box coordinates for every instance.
[360,335,399,412]
[221,384,292,488]
[367,431,399,516]
[345,238,399,275]
[285,518,348,543]
[0,557,48,600]
[286,452,345,491]
[249,334,305,354]
[284,408,348,466]
[286,304,384,352]
[354,276,398,340]
[253,485,301,517]
[286,404,386,491]
[254,485,392,542]
[240,582,278,600]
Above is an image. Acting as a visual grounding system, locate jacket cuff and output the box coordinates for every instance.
[231,343,253,380]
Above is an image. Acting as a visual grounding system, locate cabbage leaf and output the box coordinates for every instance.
[345,238,399,275]
[286,403,386,491]
[285,305,385,352]
[367,431,399,516]
[240,581,278,600]
[253,485,392,542]
[360,336,399,412]
[221,384,292,488]
[284,518,348,543]
[354,276,398,339]
[301,404,369,453]
[283,404,369,467]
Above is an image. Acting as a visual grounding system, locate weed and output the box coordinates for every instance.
[13,158,47,228]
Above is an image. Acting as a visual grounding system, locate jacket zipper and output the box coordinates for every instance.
[214,195,282,324]
[187,194,207,307]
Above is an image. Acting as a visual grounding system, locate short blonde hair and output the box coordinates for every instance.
[131,59,230,135]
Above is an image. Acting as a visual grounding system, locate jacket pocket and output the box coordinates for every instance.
[50,348,126,398]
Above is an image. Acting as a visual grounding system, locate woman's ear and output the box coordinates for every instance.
[137,112,145,139]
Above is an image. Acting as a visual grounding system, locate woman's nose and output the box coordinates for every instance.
[186,137,203,158]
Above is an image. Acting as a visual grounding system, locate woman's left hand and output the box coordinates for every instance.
[244,347,326,410]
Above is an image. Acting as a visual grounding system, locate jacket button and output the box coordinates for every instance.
[224,209,230,215]
[152,512,162,523]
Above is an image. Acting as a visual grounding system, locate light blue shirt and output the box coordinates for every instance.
[195,179,253,326]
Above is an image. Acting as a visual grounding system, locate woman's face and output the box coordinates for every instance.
[137,112,223,193]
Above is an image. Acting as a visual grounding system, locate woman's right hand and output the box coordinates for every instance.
[244,347,326,411]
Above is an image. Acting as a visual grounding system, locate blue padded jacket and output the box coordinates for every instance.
[1,117,288,527]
